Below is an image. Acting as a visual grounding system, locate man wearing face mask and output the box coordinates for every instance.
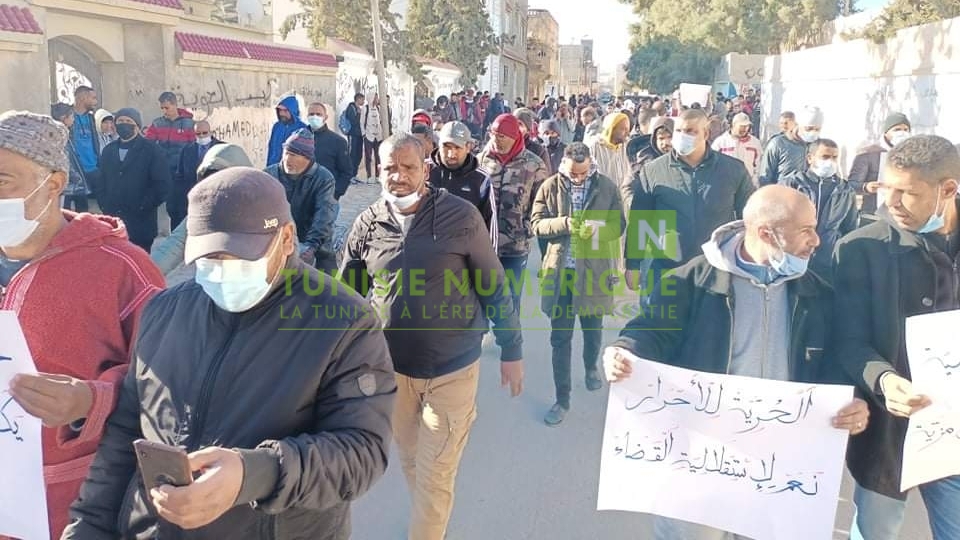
[781,138,857,283]
[514,108,552,175]
[306,102,353,199]
[341,133,524,540]
[264,129,338,275]
[168,121,224,230]
[833,135,960,540]
[626,109,754,292]
[64,167,395,539]
[849,112,912,217]
[711,112,763,185]
[606,185,869,540]
[428,121,496,237]
[95,108,170,252]
[539,119,566,173]
[0,111,165,539]
[759,105,823,186]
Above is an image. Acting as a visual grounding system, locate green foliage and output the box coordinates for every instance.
[279,0,422,77]
[854,0,960,43]
[625,37,719,94]
[405,0,500,87]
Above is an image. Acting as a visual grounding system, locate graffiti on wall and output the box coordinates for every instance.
[53,62,93,105]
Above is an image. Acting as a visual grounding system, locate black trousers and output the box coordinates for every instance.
[363,139,381,178]
[349,135,363,174]
[549,278,604,408]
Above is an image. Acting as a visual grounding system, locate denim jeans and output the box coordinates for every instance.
[498,254,528,316]
[850,476,960,540]
[653,516,746,540]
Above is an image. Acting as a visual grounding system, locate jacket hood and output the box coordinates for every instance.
[430,148,479,175]
[276,95,302,123]
[49,211,131,253]
[94,109,113,132]
[601,112,629,147]
[197,144,253,178]
[701,220,803,285]
[176,108,194,120]
[649,116,673,140]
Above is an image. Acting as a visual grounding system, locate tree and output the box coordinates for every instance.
[280,0,421,76]
[405,0,500,87]
[854,0,960,43]
[625,37,719,94]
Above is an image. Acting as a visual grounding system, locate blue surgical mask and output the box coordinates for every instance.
[307,115,325,130]
[769,233,809,277]
[918,190,946,234]
[194,237,280,312]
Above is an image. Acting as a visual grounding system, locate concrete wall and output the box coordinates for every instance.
[762,16,960,173]
[0,47,50,112]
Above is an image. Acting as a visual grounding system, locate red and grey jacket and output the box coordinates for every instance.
[144,108,196,171]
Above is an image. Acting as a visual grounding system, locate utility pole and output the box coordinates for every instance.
[369,0,391,137]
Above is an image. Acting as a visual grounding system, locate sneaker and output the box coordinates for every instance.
[586,370,603,391]
[544,403,569,426]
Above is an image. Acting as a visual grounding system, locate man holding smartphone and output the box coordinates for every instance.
[63,168,396,538]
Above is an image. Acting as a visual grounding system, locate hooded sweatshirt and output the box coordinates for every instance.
[94,108,117,155]
[700,221,802,381]
[267,95,308,167]
[589,112,633,209]
[1,212,164,539]
[632,116,674,168]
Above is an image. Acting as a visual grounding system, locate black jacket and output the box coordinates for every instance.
[428,150,495,233]
[544,140,565,173]
[780,170,858,282]
[847,144,884,214]
[169,139,224,217]
[832,214,960,499]
[614,254,832,383]
[63,263,396,539]
[312,125,354,199]
[96,137,169,218]
[628,149,754,274]
[264,163,337,256]
[525,136,553,176]
[345,102,363,137]
[339,188,522,379]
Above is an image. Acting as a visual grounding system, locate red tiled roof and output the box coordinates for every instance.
[325,37,370,56]
[175,32,338,69]
[129,0,183,9]
[0,4,42,35]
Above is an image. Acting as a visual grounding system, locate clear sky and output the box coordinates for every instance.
[527,0,637,72]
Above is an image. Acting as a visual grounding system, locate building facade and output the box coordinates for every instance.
[0,0,339,166]
[558,39,597,97]
[526,8,558,101]
[479,0,528,99]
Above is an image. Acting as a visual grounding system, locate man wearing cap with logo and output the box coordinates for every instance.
[849,112,913,217]
[64,167,396,539]
[712,112,763,185]
[95,107,170,252]
[0,111,164,539]
[428,121,497,238]
[265,128,338,274]
[341,133,523,540]
[759,105,824,186]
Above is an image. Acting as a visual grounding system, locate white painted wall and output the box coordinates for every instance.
[762,16,960,173]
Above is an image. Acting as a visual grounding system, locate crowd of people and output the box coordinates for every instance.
[1,75,959,540]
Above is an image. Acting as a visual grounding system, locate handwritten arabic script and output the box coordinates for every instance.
[597,352,853,540]
[902,311,960,491]
[0,311,49,540]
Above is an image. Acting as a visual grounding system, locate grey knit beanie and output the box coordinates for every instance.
[0,110,69,172]
[114,107,143,128]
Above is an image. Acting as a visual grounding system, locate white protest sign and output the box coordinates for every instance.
[678,83,712,108]
[0,310,49,540]
[598,351,853,540]
[902,310,960,491]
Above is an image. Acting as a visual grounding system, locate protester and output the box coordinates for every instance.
[94,108,116,154]
[434,95,455,125]
[95,107,170,252]
[306,102,353,198]
[514,108,552,175]
[428,121,496,236]
[0,110,164,539]
[780,138,857,282]
[144,91,196,181]
[64,167,395,539]
[712,112,763,184]
[833,135,960,540]
[532,143,625,425]
[633,116,674,169]
[555,102,577,144]
[588,112,632,209]
[266,95,307,167]
[606,185,868,540]
[340,132,523,540]
[167,120,223,229]
[577,106,602,145]
[361,94,386,182]
[264,129,338,274]
[540,119,566,173]
[848,112,912,216]
[68,86,100,189]
[759,106,823,186]
[50,103,90,212]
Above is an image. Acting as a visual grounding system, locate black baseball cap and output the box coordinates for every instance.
[184,167,293,264]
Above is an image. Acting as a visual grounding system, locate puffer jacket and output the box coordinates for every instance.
[63,262,396,539]
[264,163,338,258]
[144,108,196,173]
[478,148,550,257]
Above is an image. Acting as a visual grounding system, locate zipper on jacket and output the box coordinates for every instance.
[725,295,735,373]
[189,318,240,450]
[761,287,769,378]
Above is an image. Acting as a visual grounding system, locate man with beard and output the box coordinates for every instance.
[589,112,632,209]
[266,95,307,167]
[848,112,913,216]
[428,121,496,237]
[513,108,552,175]
[634,116,674,169]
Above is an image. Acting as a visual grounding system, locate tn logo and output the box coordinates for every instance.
[263,218,279,229]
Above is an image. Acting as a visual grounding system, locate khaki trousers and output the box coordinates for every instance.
[393,361,480,540]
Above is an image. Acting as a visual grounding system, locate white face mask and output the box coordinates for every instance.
[810,159,838,178]
[307,115,325,129]
[672,132,698,156]
[0,175,53,249]
[197,136,212,146]
[194,237,281,312]
[889,131,911,147]
[800,130,820,143]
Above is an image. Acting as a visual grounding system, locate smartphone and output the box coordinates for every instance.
[133,439,193,491]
